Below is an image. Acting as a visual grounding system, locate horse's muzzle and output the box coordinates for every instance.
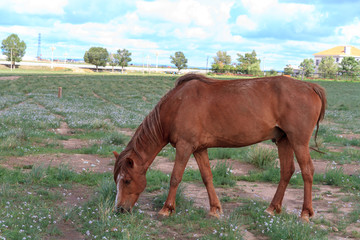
[115,206,131,214]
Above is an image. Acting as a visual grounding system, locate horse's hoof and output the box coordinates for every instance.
[208,210,223,219]
[300,214,310,223]
[264,207,275,216]
[158,208,171,218]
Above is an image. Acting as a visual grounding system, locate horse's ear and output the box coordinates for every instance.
[126,158,134,168]
[113,151,119,159]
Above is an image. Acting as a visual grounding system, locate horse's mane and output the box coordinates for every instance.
[113,82,177,180]
[114,74,216,180]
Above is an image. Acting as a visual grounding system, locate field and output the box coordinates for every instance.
[0,71,359,239]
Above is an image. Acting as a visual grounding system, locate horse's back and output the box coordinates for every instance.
[162,75,325,148]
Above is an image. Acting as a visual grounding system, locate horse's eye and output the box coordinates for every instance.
[124,179,131,185]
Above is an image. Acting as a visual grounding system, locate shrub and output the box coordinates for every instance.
[247,146,277,169]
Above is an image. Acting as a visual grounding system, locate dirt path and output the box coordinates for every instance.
[45,185,93,240]
[151,156,359,176]
[3,154,114,173]
[0,76,21,80]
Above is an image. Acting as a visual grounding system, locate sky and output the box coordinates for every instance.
[1,0,360,70]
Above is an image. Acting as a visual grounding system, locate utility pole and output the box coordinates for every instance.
[147,55,149,74]
[51,46,56,69]
[142,53,144,75]
[10,48,13,71]
[206,56,209,73]
[156,52,159,72]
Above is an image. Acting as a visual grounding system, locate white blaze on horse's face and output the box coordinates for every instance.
[115,173,123,208]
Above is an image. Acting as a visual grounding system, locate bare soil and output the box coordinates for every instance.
[60,138,101,149]
[337,133,360,140]
[2,120,359,239]
[0,76,21,80]
[3,154,114,173]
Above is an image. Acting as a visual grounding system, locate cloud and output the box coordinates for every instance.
[0,0,68,15]
[232,0,320,39]
[335,17,360,45]
[136,0,215,27]
[236,15,257,31]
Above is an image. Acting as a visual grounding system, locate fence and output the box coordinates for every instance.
[291,71,360,81]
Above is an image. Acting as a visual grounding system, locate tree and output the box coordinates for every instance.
[1,34,26,69]
[284,64,294,75]
[300,58,315,77]
[170,51,188,72]
[237,50,261,75]
[267,69,277,76]
[211,51,232,73]
[109,53,118,72]
[84,47,109,72]
[318,56,338,79]
[339,56,360,78]
[213,51,231,65]
[115,49,132,74]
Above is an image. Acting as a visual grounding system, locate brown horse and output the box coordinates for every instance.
[113,73,326,222]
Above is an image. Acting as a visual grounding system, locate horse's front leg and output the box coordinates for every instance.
[193,149,222,218]
[158,142,192,217]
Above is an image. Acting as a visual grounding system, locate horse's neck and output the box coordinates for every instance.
[137,140,167,171]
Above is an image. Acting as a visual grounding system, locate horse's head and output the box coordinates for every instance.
[113,150,146,213]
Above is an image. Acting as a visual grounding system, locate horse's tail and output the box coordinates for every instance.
[311,83,327,153]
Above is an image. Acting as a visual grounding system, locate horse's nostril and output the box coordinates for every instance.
[116,206,128,214]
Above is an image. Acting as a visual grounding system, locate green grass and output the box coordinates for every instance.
[145,169,170,192]
[1,72,360,239]
[0,165,104,239]
[246,146,277,169]
[235,199,328,239]
[152,184,244,239]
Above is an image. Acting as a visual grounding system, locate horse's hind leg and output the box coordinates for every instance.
[292,145,315,222]
[193,149,222,218]
[158,142,192,217]
[265,136,295,215]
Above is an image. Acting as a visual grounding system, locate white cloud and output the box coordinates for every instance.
[335,17,360,44]
[136,0,215,27]
[0,0,68,15]
[236,15,257,31]
[236,0,318,32]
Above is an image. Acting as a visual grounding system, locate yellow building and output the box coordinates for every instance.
[313,46,360,68]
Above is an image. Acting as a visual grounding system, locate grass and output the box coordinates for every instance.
[246,146,277,169]
[235,199,328,239]
[1,71,360,239]
[0,165,101,239]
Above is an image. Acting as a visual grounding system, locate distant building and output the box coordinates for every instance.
[313,46,360,72]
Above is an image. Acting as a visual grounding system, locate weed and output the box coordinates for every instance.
[246,146,277,169]
[102,132,128,145]
[212,161,236,187]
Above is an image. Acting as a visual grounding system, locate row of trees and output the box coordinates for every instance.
[284,56,360,79]
[84,48,190,73]
[2,33,360,77]
[211,50,262,75]
[84,47,132,72]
